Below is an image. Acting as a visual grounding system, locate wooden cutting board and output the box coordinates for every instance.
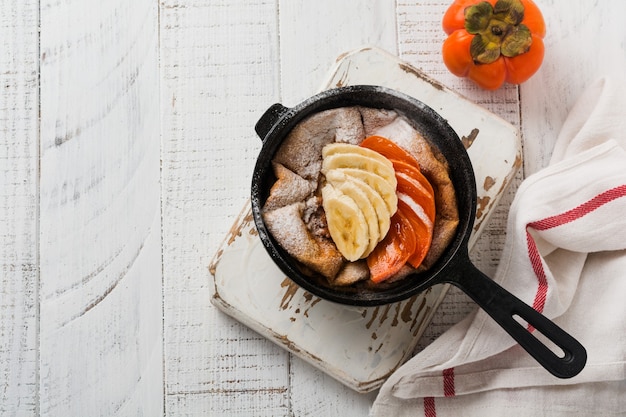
[209,47,520,393]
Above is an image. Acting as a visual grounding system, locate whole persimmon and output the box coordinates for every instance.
[442,0,546,90]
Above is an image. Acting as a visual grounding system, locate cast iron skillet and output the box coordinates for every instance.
[251,85,586,379]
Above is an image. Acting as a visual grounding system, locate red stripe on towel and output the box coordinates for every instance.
[443,367,455,397]
[525,184,626,325]
[529,184,626,231]
[525,232,548,320]
[419,186,626,416]
[424,397,436,417]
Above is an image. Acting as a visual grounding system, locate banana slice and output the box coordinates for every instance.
[321,152,396,185]
[323,142,394,168]
[321,184,369,261]
[334,179,380,257]
[334,167,398,215]
[325,170,391,242]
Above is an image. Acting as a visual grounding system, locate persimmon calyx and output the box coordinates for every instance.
[465,0,532,64]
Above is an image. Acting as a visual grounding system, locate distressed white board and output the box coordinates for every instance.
[210,47,520,393]
[0,2,39,416]
[38,1,163,416]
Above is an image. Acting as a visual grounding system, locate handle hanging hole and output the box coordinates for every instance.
[513,314,567,359]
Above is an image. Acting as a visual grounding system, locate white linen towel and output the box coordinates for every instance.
[371,75,626,417]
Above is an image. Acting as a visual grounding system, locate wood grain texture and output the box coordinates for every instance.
[2,1,624,416]
[160,1,290,416]
[38,0,162,415]
[520,0,626,175]
[278,0,398,104]
[0,1,39,416]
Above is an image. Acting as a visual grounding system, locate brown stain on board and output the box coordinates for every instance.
[360,288,431,333]
[335,66,350,88]
[278,278,322,317]
[476,196,491,220]
[483,176,496,191]
[378,305,392,326]
[462,128,479,149]
[212,292,328,371]
[401,295,419,323]
[410,298,427,333]
[391,303,401,327]
[209,206,254,275]
[336,49,355,63]
[398,63,445,92]
[365,306,380,329]
[280,278,299,310]
[362,291,433,332]
[413,306,431,336]
[276,335,301,354]
[275,334,323,364]
[221,207,253,246]
[303,298,321,318]
[208,250,222,275]
[226,211,256,242]
[474,150,522,231]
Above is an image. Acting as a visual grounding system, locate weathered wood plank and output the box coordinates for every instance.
[159,0,290,415]
[277,2,398,414]
[0,1,39,416]
[278,0,399,105]
[289,357,379,417]
[520,0,626,175]
[38,1,163,415]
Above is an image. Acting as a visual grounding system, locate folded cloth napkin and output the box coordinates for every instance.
[371,75,626,417]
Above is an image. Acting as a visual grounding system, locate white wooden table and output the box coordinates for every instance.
[1,1,624,416]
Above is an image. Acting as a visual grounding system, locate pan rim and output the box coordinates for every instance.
[251,85,477,306]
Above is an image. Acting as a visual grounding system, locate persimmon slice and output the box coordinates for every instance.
[361,134,438,276]
[360,135,420,170]
[397,199,433,268]
[367,210,416,283]
[390,158,435,200]
[396,172,436,223]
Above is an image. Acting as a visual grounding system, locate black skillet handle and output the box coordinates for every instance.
[450,255,587,379]
[255,103,290,140]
